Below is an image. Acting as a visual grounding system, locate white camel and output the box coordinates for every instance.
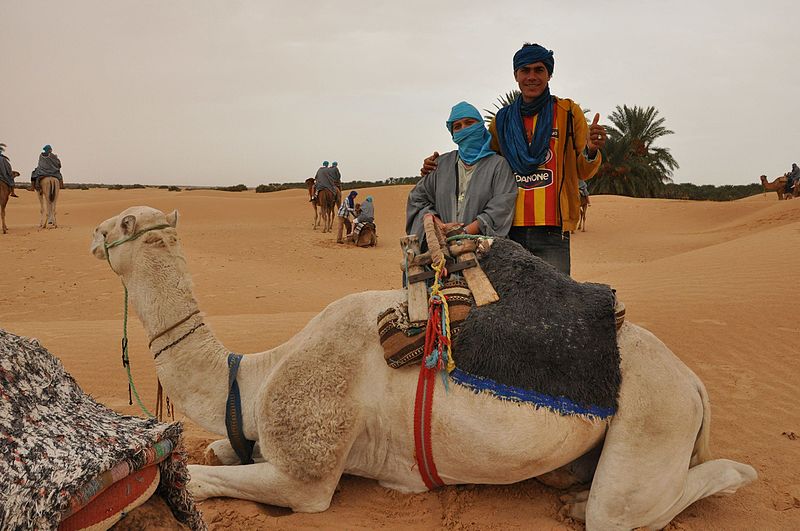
[37,176,60,228]
[90,206,756,530]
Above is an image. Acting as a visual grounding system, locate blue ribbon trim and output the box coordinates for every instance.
[226,353,256,464]
[449,368,616,419]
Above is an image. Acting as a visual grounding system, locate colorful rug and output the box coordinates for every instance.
[0,329,206,530]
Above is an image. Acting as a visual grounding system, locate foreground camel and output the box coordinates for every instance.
[91,206,756,530]
[760,174,789,200]
[37,176,60,228]
[0,171,20,234]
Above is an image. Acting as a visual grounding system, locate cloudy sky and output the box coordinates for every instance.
[2,1,799,186]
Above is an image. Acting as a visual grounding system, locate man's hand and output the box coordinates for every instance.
[420,152,439,176]
[586,113,607,156]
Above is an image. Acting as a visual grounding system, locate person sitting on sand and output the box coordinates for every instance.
[0,143,19,197]
[31,144,64,191]
[406,101,517,246]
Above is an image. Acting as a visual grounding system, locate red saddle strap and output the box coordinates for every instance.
[413,362,445,490]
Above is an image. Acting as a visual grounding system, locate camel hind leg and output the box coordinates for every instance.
[580,327,756,530]
[38,190,47,228]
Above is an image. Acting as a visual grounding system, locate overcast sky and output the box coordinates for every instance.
[2,1,799,187]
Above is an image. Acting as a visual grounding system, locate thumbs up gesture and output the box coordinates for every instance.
[586,113,607,155]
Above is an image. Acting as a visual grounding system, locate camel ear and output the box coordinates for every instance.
[166,210,179,228]
[120,215,137,236]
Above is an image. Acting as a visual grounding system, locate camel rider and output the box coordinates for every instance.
[311,161,329,201]
[336,190,358,243]
[785,163,799,194]
[0,144,19,197]
[351,195,375,241]
[406,101,517,246]
[31,145,64,191]
[579,179,591,205]
[313,161,341,202]
[331,161,342,188]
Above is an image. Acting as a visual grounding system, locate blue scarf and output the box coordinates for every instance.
[446,101,495,165]
[495,91,554,176]
[346,191,357,209]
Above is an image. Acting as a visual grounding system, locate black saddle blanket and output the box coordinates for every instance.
[453,237,620,416]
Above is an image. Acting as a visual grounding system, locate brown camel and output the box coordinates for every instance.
[760,174,789,200]
[0,171,20,234]
[306,177,320,229]
[577,194,589,232]
[317,188,336,233]
[37,176,60,229]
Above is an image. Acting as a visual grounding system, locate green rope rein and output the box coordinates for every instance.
[104,223,170,419]
[445,233,490,242]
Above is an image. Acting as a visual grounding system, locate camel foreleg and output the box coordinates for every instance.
[203,438,264,466]
[187,461,340,512]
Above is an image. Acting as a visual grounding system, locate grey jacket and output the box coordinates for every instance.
[0,155,15,188]
[406,150,517,243]
[31,153,63,180]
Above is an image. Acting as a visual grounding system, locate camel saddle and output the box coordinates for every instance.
[380,237,626,418]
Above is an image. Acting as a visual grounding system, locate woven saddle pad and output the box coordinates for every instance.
[378,279,472,369]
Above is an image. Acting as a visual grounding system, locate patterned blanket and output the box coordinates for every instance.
[0,329,206,530]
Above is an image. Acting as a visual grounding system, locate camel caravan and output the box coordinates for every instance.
[760,172,799,200]
[0,144,63,233]
[87,205,755,530]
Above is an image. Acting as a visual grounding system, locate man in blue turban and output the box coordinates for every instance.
[407,101,517,247]
[420,43,608,276]
[0,143,20,197]
[31,144,64,191]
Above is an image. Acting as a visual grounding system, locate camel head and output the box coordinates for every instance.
[760,175,767,184]
[91,206,179,275]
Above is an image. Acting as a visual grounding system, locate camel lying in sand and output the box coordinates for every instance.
[91,206,756,530]
[760,174,790,200]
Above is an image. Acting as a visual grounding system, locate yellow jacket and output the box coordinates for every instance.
[489,97,601,232]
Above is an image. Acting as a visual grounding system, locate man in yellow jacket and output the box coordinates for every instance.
[422,43,607,276]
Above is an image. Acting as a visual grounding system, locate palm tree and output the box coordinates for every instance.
[590,105,678,197]
[483,90,520,123]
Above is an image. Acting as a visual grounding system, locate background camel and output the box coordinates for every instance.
[577,194,589,232]
[37,176,60,228]
[305,177,319,229]
[760,174,789,200]
[317,188,336,233]
[0,171,19,234]
[91,206,756,531]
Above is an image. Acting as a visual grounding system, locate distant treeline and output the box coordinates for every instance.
[253,176,421,193]
[597,182,764,201]
[53,178,764,201]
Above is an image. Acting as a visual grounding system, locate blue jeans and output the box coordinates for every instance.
[508,226,571,276]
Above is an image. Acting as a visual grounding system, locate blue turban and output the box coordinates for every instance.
[365,196,373,202]
[513,43,554,75]
[322,161,329,167]
[445,101,495,165]
[43,144,52,153]
[332,161,338,167]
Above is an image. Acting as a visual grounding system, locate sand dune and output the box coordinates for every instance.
[1,187,798,529]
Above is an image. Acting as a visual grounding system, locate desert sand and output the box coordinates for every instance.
[1,185,798,530]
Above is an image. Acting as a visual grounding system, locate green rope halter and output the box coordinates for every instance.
[104,223,171,418]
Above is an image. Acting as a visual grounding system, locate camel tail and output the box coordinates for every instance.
[690,376,713,467]
[48,183,57,203]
